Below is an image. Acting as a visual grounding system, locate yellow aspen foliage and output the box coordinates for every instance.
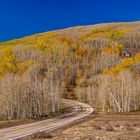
[0,47,16,77]
[111,65,123,74]
[76,47,86,57]
[77,68,83,78]
[108,29,123,39]
[104,47,114,54]
[134,53,140,62]
[108,27,131,39]
[59,37,72,46]
[36,39,48,46]
[35,39,49,50]
[103,44,123,55]
[80,27,131,42]
[44,32,57,38]
[17,60,33,75]
[104,53,140,75]
[122,58,134,66]
[76,78,84,86]
[109,58,134,74]
[103,68,110,74]
[114,44,123,55]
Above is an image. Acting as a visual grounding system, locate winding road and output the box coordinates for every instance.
[0,99,93,140]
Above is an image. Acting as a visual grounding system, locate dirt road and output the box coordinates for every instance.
[0,99,93,140]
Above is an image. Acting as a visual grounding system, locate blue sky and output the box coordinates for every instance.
[0,0,140,42]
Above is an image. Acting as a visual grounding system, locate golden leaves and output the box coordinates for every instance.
[103,53,140,74]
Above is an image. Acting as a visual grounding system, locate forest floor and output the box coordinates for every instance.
[29,111,140,140]
[0,119,34,129]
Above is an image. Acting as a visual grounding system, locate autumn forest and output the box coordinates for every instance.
[0,22,140,120]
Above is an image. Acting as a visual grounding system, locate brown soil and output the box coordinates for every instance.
[29,112,140,140]
[0,119,34,129]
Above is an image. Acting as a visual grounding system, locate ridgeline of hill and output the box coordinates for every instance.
[0,22,140,120]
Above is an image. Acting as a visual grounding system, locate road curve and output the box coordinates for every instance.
[0,99,93,140]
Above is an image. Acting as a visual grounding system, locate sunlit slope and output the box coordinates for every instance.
[0,22,139,49]
[0,22,140,77]
[0,22,140,119]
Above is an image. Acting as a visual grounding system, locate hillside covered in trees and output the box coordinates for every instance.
[0,21,140,120]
